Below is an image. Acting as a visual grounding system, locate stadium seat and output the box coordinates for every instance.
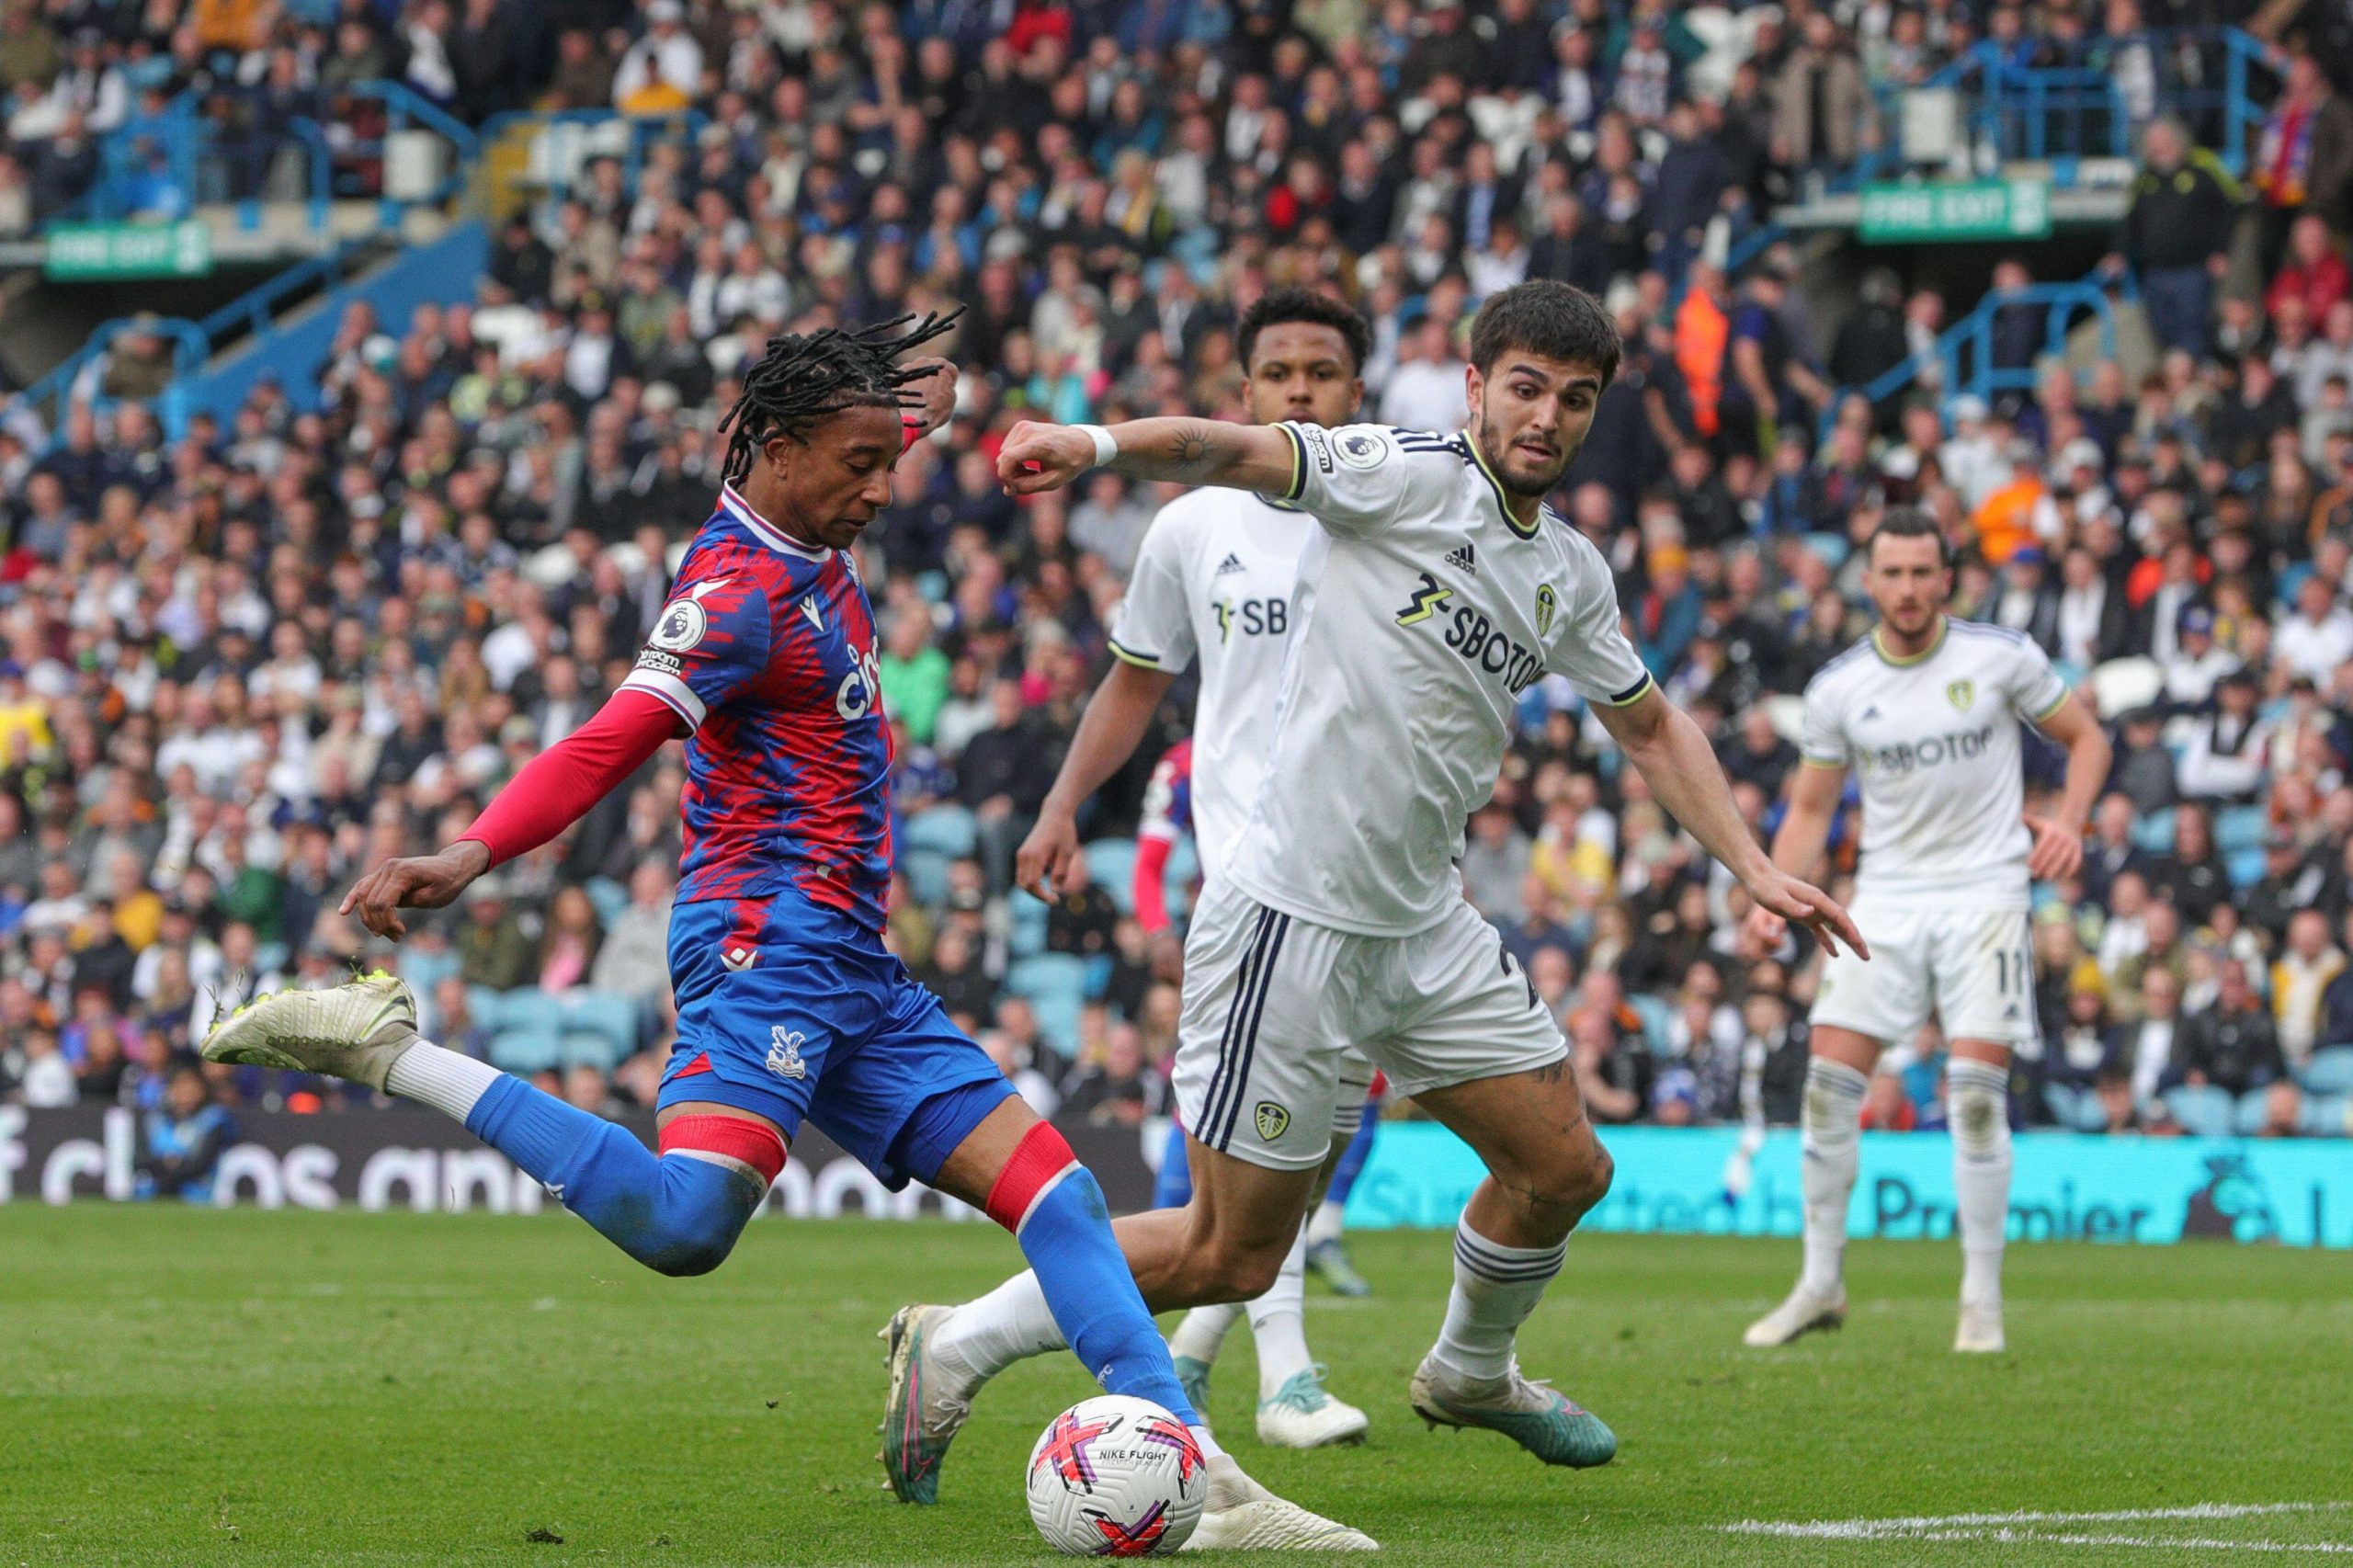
[904,805,978,859]
[2214,805,2268,855]
[2224,847,2267,890]
[1629,994,1673,1057]
[468,986,506,1033]
[1009,892,1050,958]
[560,1032,626,1073]
[2043,1084,2087,1130]
[489,1029,563,1076]
[2162,1085,2236,1138]
[584,877,629,929]
[2088,657,2164,719]
[497,992,564,1040]
[2300,1094,2351,1136]
[1162,838,1200,926]
[1086,838,1139,915]
[2129,808,2177,855]
[901,848,952,909]
[561,992,642,1059]
[401,949,461,1005]
[2300,1047,2353,1096]
[1007,953,1089,1004]
[2233,1089,2273,1135]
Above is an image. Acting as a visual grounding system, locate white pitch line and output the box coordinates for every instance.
[1722,1503,2350,1540]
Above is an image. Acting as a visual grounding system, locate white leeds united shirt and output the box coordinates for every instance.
[1107,488,1313,880]
[1222,421,1654,937]
[1800,618,2069,911]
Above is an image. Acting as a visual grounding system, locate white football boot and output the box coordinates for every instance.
[1742,1282,1848,1347]
[1954,1301,2007,1354]
[1256,1366,1370,1449]
[199,971,421,1088]
[1184,1455,1379,1552]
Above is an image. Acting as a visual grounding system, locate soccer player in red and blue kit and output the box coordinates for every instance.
[201,314,1370,1551]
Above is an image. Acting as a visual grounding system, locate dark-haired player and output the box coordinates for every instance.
[1741,508,2109,1355]
[900,280,1864,1482]
[202,315,1371,1551]
[890,289,1377,1460]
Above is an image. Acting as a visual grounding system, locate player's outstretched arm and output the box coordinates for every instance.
[1745,758,1847,950]
[2022,692,2112,882]
[997,418,1297,497]
[339,688,678,940]
[1017,661,1176,901]
[1597,687,1869,960]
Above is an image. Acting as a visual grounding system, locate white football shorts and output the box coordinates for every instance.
[1809,902,2039,1050]
[1171,879,1565,1170]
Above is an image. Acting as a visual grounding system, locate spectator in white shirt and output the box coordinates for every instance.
[613,0,705,108]
[2274,574,2353,682]
[2177,671,2272,802]
[1379,318,1471,432]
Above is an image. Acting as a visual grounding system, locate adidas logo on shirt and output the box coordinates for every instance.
[1214,552,1246,576]
[1444,542,1477,575]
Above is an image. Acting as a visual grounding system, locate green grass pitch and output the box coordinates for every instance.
[5,1205,2350,1565]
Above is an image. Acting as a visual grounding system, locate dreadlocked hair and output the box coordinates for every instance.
[719,309,962,484]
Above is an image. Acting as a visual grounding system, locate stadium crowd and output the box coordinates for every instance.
[4,0,2353,1168]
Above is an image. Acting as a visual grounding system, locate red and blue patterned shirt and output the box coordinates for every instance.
[620,485,895,931]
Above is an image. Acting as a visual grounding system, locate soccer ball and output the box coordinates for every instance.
[1025,1393,1206,1557]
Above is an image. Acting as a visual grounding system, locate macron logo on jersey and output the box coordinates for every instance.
[1214,552,1246,576]
[1445,542,1477,576]
[800,597,824,633]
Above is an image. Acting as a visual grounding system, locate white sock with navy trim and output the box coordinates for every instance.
[1799,1057,1869,1297]
[1429,1220,1567,1384]
[1948,1057,2013,1310]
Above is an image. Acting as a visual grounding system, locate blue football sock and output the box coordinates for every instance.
[1151,1116,1195,1209]
[466,1076,765,1278]
[1012,1161,1199,1427]
[1327,1108,1378,1205]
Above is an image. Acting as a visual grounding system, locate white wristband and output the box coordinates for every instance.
[1075,424,1119,469]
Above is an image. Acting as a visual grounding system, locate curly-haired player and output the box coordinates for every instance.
[201,312,1371,1551]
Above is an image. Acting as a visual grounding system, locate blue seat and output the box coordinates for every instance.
[1007,953,1090,1004]
[1629,994,1672,1057]
[2163,1084,2236,1138]
[904,805,978,859]
[1085,838,1140,915]
[901,847,952,910]
[468,986,506,1033]
[2233,1088,2273,1135]
[2225,847,2267,890]
[560,1031,625,1073]
[2043,1084,2086,1130]
[401,948,461,1004]
[498,991,564,1039]
[584,877,629,929]
[2301,1046,2353,1096]
[2215,805,2268,855]
[2130,808,2177,855]
[562,991,641,1058]
[489,1029,563,1075]
[1009,892,1050,959]
[2301,1093,2350,1135]
[1160,838,1200,926]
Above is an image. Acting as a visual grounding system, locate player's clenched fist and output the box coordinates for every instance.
[1017,808,1086,903]
[338,841,493,941]
[997,421,1099,495]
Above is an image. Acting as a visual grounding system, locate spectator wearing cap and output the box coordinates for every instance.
[613,0,701,114]
[2245,823,2330,943]
[2112,115,2240,358]
[2161,607,2237,712]
[1719,259,1831,460]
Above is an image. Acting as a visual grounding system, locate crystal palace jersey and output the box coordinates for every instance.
[619,485,894,929]
[1800,617,2069,911]
[1137,736,1195,855]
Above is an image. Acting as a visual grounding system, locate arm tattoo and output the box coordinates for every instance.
[1163,420,1219,481]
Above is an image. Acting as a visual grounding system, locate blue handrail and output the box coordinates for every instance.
[12,316,210,434]
[1824,267,2130,437]
[476,107,710,210]
[46,78,482,235]
[1826,26,2279,194]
